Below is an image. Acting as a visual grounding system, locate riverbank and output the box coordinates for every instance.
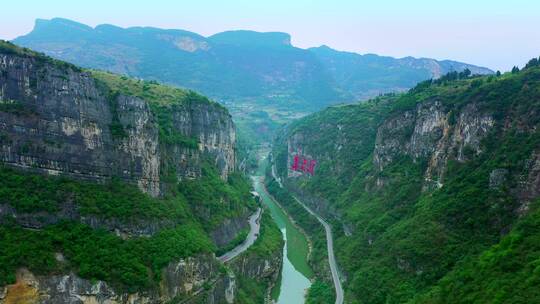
[258,177,315,265]
[291,195,344,304]
[269,160,344,303]
[253,174,313,304]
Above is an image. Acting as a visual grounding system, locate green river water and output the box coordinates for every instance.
[253,156,313,303]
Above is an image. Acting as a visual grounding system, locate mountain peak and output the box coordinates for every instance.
[35,18,93,32]
[13,18,493,106]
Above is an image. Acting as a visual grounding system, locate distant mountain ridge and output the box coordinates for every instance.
[14,18,493,109]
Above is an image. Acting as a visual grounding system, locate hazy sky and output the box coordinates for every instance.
[1,0,539,71]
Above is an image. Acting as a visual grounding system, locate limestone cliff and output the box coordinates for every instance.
[229,213,284,303]
[281,91,537,212]
[0,42,278,304]
[0,255,234,304]
[0,47,235,198]
[373,100,495,189]
[273,65,540,303]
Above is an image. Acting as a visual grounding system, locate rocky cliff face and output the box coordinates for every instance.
[284,92,538,201]
[211,215,249,248]
[230,251,282,283]
[372,97,540,205]
[373,100,495,189]
[228,213,284,303]
[231,252,282,302]
[0,50,235,197]
[274,67,540,303]
[0,44,270,304]
[0,255,236,304]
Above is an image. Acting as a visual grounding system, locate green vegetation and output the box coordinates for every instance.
[248,212,284,258]
[0,165,218,291]
[0,40,82,72]
[0,99,36,116]
[0,160,258,289]
[0,221,213,291]
[0,41,269,302]
[235,275,268,304]
[92,70,219,147]
[235,111,281,172]
[272,63,540,303]
[0,166,189,220]
[235,212,284,304]
[179,162,257,230]
[215,228,249,256]
[13,19,493,114]
[275,96,396,204]
[90,70,220,108]
[150,102,199,147]
[306,280,335,304]
[413,200,540,304]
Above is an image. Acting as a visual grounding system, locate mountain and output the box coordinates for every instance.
[269,60,540,303]
[310,45,493,100]
[0,40,282,303]
[13,18,493,111]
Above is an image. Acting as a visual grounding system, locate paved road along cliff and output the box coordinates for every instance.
[292,195,344,304]
[218,208,262,262]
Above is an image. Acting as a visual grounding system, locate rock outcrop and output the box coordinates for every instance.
[211,215,249,248]
[0,255,235,304]
[373,100,494,189]
[230,250,282,282]
[0,44,267,304]
[273,63,540,303]
[0,202,175,238]
[230,232,283,302]
[0,50,235,197]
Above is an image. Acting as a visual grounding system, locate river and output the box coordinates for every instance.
[252,157,313,303]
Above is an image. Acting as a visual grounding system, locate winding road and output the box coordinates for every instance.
[271,165,344,304]
[292,195,344,304]
[218,207,262,263]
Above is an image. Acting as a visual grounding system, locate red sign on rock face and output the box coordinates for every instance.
[291,154,317,175]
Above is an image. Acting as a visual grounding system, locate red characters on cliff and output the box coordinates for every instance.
[291,154,316,175]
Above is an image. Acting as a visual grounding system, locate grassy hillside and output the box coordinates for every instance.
[273,59,540,303]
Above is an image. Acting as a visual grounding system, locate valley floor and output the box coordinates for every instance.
[271,165,344,304]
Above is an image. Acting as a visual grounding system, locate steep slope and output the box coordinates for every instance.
[272,61,540,303]
[0,40,281,304]
[14,18,492,111]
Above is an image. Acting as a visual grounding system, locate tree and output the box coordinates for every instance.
[496,71,501,77]
[525,57,540,69]
[460,68,472,78]
[511,66,520,74]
